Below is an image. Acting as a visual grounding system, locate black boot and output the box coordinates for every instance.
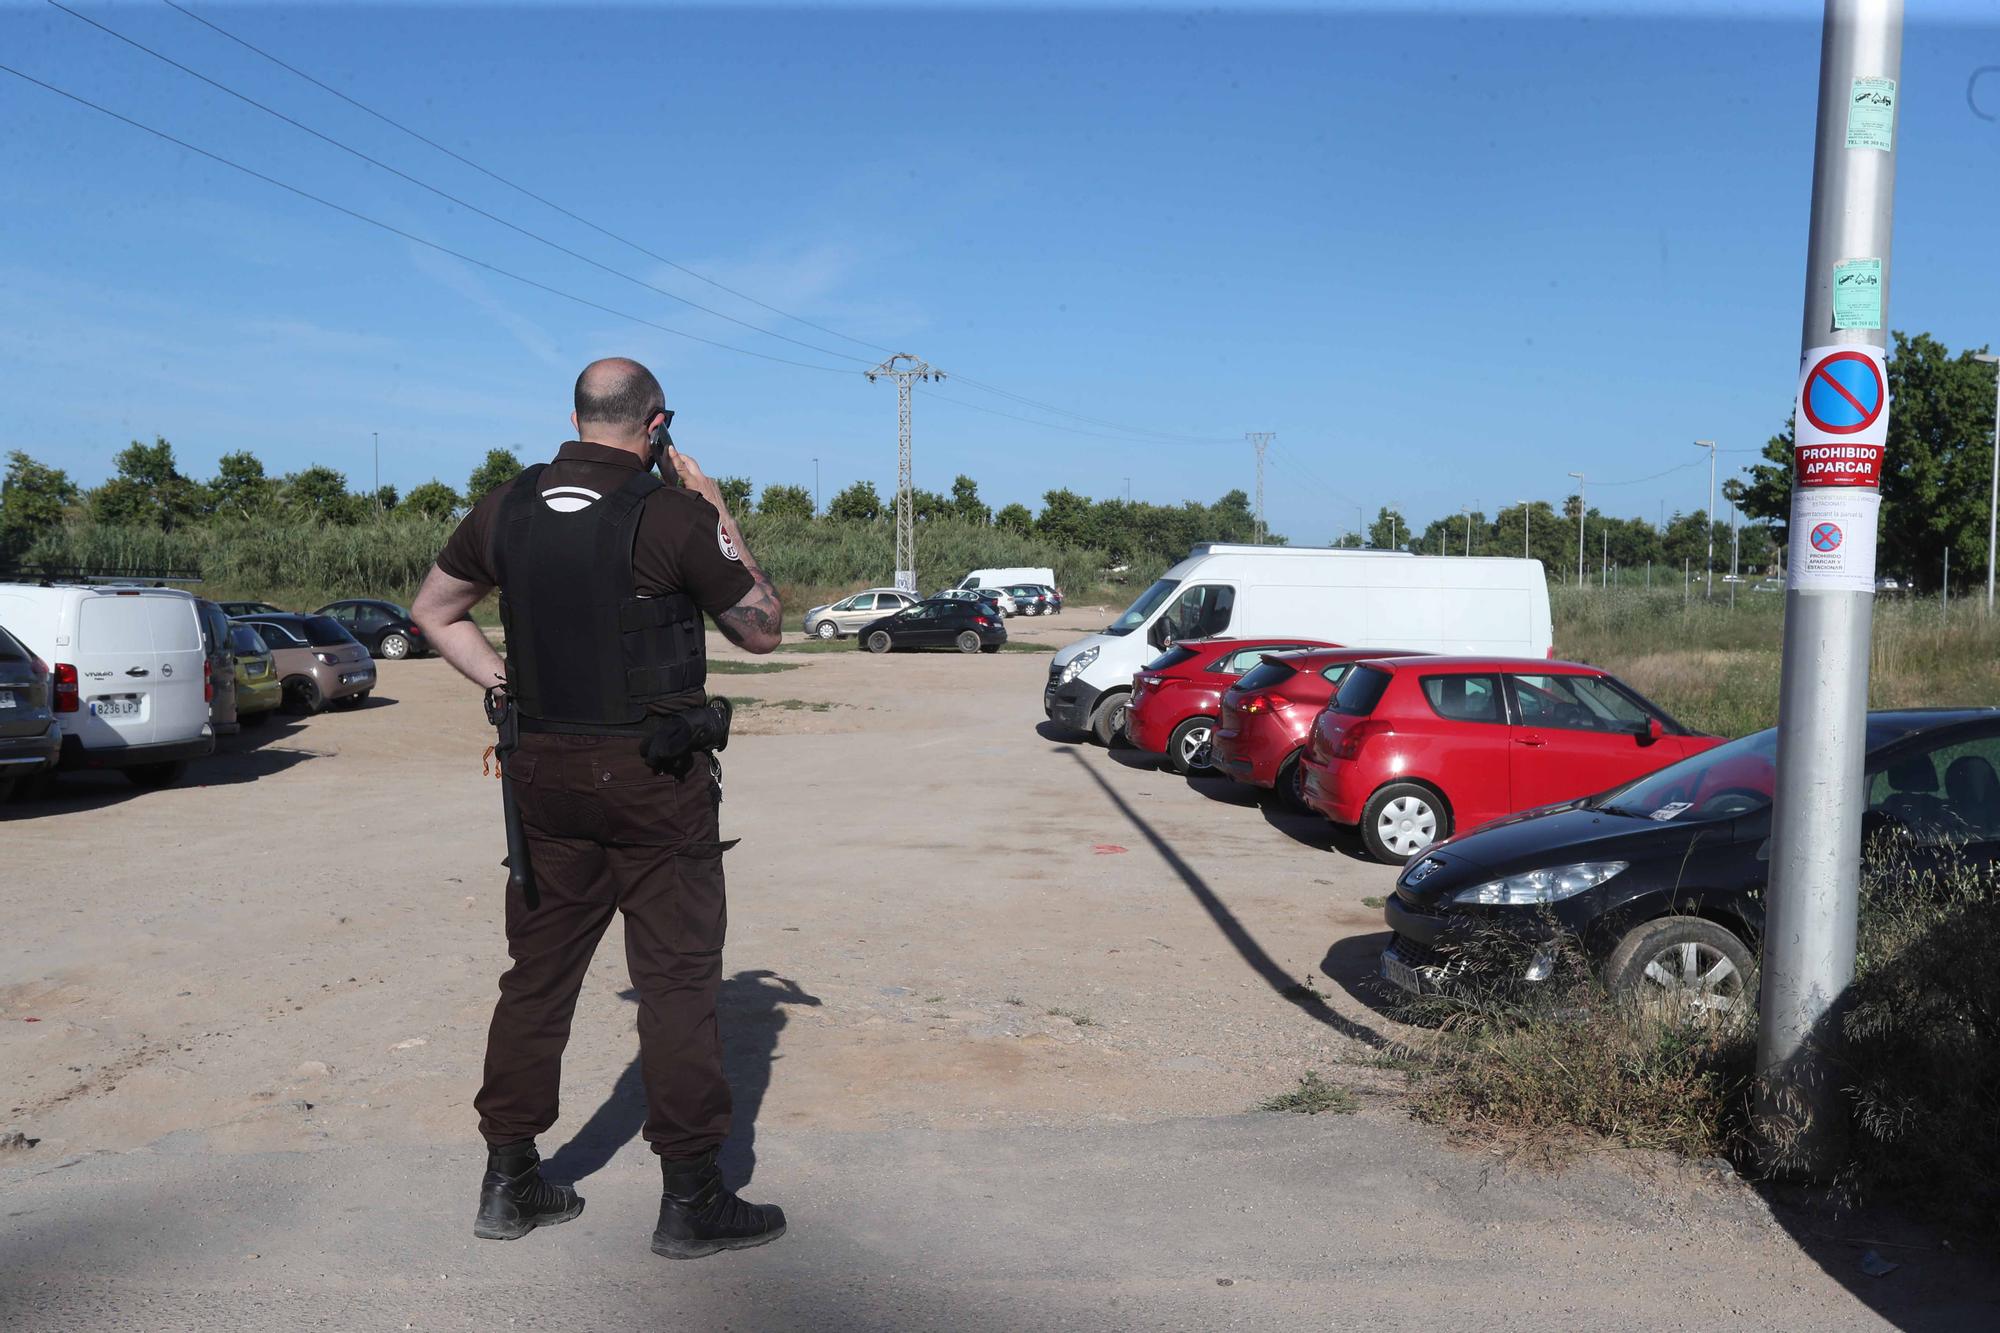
[651,1150,786,1259]
[474,1143,584,1241]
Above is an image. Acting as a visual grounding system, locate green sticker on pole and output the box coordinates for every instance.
[1846,76,1896,150]
[1833,257,1882,329]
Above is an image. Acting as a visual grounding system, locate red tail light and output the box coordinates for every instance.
[1335,719,1389,760]
[974,615,992,626]
[30,654,49,676]
[54,662,79,713]
[1239,693,1295,715]
[204,658,214,703]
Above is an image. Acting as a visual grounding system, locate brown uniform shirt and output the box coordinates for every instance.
[437,440,754,713]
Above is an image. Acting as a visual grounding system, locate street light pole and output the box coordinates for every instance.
[1975,353,1999,613]
[1696,439,1718,598]
[1567,471,1586,583]
[813,457,820,514]
[1519,500,1532,559]
[372,431,380,510]
[1461,507,1472,557]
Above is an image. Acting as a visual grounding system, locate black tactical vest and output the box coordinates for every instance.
[491,463,705,733]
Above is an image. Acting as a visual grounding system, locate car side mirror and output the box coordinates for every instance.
[1147,620,1169,649]
[1636,717,1663,745]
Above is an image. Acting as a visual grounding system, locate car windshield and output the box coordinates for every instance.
[1144,645,1200,672]
[1105,578,1181,636]
[1598,729,1778,822]
[302,615,358,646]
[1234,660,1298,693]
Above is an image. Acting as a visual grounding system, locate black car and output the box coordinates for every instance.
[0,622,61,798]
[1381,708,2000,1013]
[857,597,1008,654]
[218,600,288,617]
[315,599,429,660]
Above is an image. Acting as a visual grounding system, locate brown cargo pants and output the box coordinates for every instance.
[474,731,732,1160]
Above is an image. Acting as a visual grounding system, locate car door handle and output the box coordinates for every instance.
[125,667,150,677]
[1514,734,1546,747]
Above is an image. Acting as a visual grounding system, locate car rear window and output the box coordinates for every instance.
[1331,665,1394,715]
[0,625,26,662]
[1144,645,1200,672]
[1234,660,1298,693]
[249,619,305,647]
[302,615,357,646]
[228,625,268,654]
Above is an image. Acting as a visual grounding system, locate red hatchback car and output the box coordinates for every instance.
[1298,656,1719,864]
[1211,648,1423,808]
[1126,637,1333,774]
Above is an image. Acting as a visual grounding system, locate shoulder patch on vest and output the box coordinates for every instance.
[541,484,602,514]
[717,520,741,562]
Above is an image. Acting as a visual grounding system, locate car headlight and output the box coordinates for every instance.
[1058,646,1099,685]
[1449,861,1627,906]
[315,651,339,665]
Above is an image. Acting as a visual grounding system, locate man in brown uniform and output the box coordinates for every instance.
[411,357,787,1259]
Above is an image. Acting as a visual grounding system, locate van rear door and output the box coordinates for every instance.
[70,592,208,749]
[145,594,210,742]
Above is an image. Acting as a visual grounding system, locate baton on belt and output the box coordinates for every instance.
[483,684,539,910]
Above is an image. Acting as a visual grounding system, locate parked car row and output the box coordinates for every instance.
[0,581,406,798]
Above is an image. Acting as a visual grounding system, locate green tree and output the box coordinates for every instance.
[401,479,461,521]
[208,451,273,521]
[827,480,882,522]
[467,448,524,503]
[757,483,814,519]
[283,466,365,525]
[911,487,952,522]
[1035,488,1093,546]
[0,450,80,559]
[90,436,200,531]
[371,484,399,513]
[718,476,753,512]
[994,502,1033,534]
[950,474,989,525]
[1366,506,1410,551]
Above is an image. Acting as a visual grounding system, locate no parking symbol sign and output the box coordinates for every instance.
[1788,344,1888,593]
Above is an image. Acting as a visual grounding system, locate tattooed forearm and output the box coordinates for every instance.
[716,571,783,653]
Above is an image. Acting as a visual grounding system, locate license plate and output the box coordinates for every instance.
[0,692,14,709]
[93,696,140,718]
[1380,953,1421,994]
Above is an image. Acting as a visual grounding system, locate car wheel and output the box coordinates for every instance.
[285,676,324,715]
[866,631,892,654]
[378,632,411,660]
[1361,782,1448,864]
[815,620,839,640]
[1276,751,1311,812]
[1166,716,1215,775]
[124,760,188,790]
[1605,917,1757,1018]
[1091,692,1131,748]
[956,630,982,654]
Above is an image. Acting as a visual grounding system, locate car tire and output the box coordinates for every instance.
[285,676,324,715]
[1276,751,1311,812]
[866,631,892,654]
[1604,916,1757,1017]
[956,630,982,654]
[124,760,188,790]
[815,621,839,641]
[1361,782,1449,864]
[1091,691,1131,748]
[377,632,411,660]
[1166,715,1215,775]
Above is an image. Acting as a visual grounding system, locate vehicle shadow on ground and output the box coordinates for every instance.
[1034,721,1085,745]
[1175,768,1378,862]
[542,971,821,1191]
[1318,931,1405,1025]
[0,715,329,818]
[1062,748,1390,1050]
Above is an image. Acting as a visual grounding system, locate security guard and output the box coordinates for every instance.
[411,357,787,1259]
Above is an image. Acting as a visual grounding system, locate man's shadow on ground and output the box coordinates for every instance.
[543,970,820,1190]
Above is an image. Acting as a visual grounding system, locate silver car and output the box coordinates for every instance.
[804,588,921,640]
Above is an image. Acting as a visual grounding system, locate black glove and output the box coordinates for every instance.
[640,698,733,776]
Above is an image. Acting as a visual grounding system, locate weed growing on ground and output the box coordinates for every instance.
[924,995,944,1004]
[707,660,799,675]
[1004,996,1025,1007]
[1046,1007,1094,1027]
[1258,1070,1358,1116]
[1361,896,1386,909]
[1281,975,1326,1001]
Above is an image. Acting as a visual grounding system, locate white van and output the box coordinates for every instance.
[1044,544,1552,743]
[0,584,216,786]
[958,567,1055,593]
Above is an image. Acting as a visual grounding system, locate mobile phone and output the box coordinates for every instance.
[648,411,680,487]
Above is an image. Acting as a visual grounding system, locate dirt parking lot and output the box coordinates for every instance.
[2,607,1991,1330]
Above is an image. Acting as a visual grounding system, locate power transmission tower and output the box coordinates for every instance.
[866,354,941,591]
[1245,432,1275,543]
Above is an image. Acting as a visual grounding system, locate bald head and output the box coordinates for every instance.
[572,357,665,447]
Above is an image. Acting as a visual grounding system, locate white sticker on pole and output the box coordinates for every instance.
[1795,344,1888,447]
[1787,488,1880,594]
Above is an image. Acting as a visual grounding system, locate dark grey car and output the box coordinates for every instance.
[0,622,61,799]
[197,599,240,736]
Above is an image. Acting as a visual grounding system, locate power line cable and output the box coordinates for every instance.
[157,0,1239,448]
[160,0,898,358]
[51,0,873,365]
[0,62,856,375]
[926,387,1232,446]
[1591,456,1706,487]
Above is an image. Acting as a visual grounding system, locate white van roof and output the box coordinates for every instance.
[1186,543,1413,558]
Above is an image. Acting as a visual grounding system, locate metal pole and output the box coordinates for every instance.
[372,431,379,506]
[1567,472,1586,582]
[866,354,940,591]
[1756,0,1902,1177]
[1462,507,1471,557]
[1944,546,1950,611]
[1518,500,1531,559]
[1697,439,1718,597]
[1601,528,1608,589]
[1975,353,1999,612]
[813,456,820,514]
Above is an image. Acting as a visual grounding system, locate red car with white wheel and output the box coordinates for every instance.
[1125,637,1332,774]
[1297,656,1720,864]
[1211,648,1425,808]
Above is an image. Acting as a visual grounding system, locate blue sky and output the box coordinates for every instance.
[3,1,1998,544]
